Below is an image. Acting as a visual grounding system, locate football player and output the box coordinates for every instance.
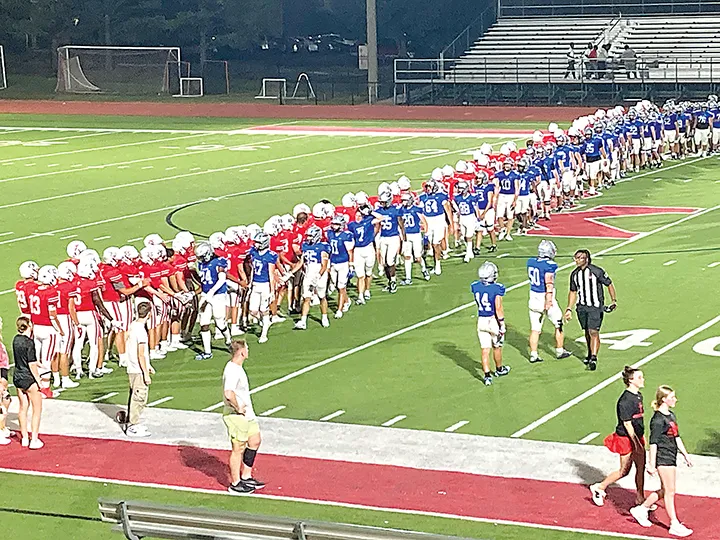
[194,241,232,360]
[515,159,535,234]
[452,180,478,263]
[473,171,497,253]
[15,261,39,316]
[326,215,354,318]
[30,265,62,398]
[494,158,519,241]
[248,232,278,343]
[527,240,571,363]
[471,262,511,386]
[348,202,376,304]
[294,225,331,329]
[373,191,404,293]
[583,127,606,195]
[55,262,80,388]
[419,177,450,275]
[398,192,430,284]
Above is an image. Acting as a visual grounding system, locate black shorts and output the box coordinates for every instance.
[13,376,38,392]
[577,305,604,331]
[0,368,7,380]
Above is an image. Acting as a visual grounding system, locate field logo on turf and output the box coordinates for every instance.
[528,205,700,239]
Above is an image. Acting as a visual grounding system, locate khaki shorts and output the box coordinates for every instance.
[223,414,260,443]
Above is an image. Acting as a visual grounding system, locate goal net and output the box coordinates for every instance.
[55,46,182,95]
[175,77,203,98]
[0,46,6,90]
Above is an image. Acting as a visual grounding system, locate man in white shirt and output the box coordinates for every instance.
[125,302,154,437]
[223,339,264,494]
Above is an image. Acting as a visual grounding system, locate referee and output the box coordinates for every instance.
[564,249,617,371]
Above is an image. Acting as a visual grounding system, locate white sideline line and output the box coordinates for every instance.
[381,415,407,427]
[290,169,300,173]
[316,170,327,174]
[259,405,286,416]
[0,288,14,296]
[24,163,36,167]
[127,237,143,242]
[319,410,345,421]
[0,467,673,540]
[496,253,510,258]
[141,166,154,169]
[709,262,720,268]
[0,136,413,210]
[265,169,275,173]
[48,164,60,167]
[619,258,634,264]
[0,232,13,237]
[91,392,119,402]
[663,259,677,266]
[578,432,600,444]
[511,313,720,439]
[147,396,174,408]
[93,235,111,241]
[248,204,720,397]
[201,402,224,412]
[0,139,515,250]
[445,420,469,433]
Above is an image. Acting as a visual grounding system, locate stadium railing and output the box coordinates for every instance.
[498,0,720,18]
[98,499,476,540]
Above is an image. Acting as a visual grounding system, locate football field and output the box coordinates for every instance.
[1,113,719,539]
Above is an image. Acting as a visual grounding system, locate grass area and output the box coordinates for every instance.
[0,116,719,538]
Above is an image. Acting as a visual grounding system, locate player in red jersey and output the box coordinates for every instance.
[55,262,80,389]
[397,177,420,206]
[224,227,252,335]
[336,193,358,224]
[29,265,63,398]
[139,245,177,358]
[16,261,39,316]
[65,240,87,266]
[168,232,199,342]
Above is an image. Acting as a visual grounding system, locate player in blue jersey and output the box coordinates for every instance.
[526,240,571,363]
[348,204,377,304]
[373,191,405,293]
[419,180,450,275]
[472,171,497,253]
[515,159,536,234]
[678,105,692,157]
[398,193,430,284]
[248,232,278,344]
[626,109,644,171]
[471,261,511,386]
[326,215,354,318]
[194,241,231,360]
[452,181,479,263]
[710,96,720,152]
[583,127,607,195]
[554,134,576,210]
[694,102,712,156]
[494,158,519,241]
[293,225,331,330]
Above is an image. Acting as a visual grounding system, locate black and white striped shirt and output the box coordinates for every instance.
[569,264,612,308]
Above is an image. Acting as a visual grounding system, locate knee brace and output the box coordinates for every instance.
[243,447,257,468]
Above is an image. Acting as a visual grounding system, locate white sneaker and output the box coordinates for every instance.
[505,233,513,241]
[355,297,365,305]
[364,291,371,300]
[463,255,472,263]
[334,310,343,319]
[0,436,11,446]
[343,301,351,312]
[258,336,268,344]
[441,251,450,260]
[149,350,165,360]
[61,378,80,389]
[294,320,307,330]
[21,437,29,447]
[214,329,224,340]
[630,506,652,528]
[126,425,151,438]
[29,438,44,450]
[99,366,114,374]
[89,371,104,380]
[230,326,245,336]
[498,230,507,241]
[74,370,84,380]
[590,483,606,507]
[321,318,330,328]
[164,344,179,352]
[172,341,189,349]
[271,315,286,324]
[669,522,693,537]
[1,427,10,438]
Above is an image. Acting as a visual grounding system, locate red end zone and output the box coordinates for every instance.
[0,434,715,539]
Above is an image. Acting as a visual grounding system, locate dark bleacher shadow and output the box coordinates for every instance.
[434,341,484,381]
[178,444,229,487]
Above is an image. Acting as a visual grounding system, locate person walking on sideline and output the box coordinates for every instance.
[590,366,647,508]
[223,339,265,494]
[630,386,693,537]
[12,316,44,449]
[125,302,154,437]
[564,43,577,79]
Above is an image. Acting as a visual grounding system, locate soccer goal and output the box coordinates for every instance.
[0,46,7,90]
[255,78,287,100]
[55,46,183,95]
[175,77,203,98]
[201,60,230,95]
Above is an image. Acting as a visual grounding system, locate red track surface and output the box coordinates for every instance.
[0,434,715,538]
[0,100,591,122]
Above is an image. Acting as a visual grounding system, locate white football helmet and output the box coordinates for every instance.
[477,261,498,283]
[341,192,356,208]
[455,160,467,173]
[66,240,87,260]
[553,129,564,139]
[507,141,518,152]
[57,261,77,281]
[500,144,511,156]
[480,143,493,155]
[236,225,251,240]
[595,108,606,119]
[389,181,400,196]
[538,239,557,260]
[225,227,240,245]
[120,245,139,263]
[102,246,120,265]
[548,122,559,133]
[246,223,262,240]
[377,182,391,196]
[532,130,543,143]
[194,242,214,262]
[431,168,443,181]
[355,191,369,205]
[263,218,280,236]
[441,165,454,177]
[208,232,226,251]
[397,176,411,191]
[19,261,39,280]
[476,154,489,167]
[292,203,311,218]
[312,202,325,218]
[139,247,154,265]
[280,214,295,231]
[322,203,334,218]
[77,259,96,280]
[143,233,164,247]
[37,265,58,285]
[79,249,100,271]
[150,245,167,261]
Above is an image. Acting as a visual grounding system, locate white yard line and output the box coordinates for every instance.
[619,258,634,264]
[201,402,224,412]
[663,259,677,266]
[709,262,720,268]
[91,392,119,402]
[445,420,469,433]
[0,232,13,237]
[511,313,720,439]
[381,415,407,427]
[0,139,513,249]
[578,432,600,444]
[0,288,14,296]
[319,410,345,421]
[93,235,112,241]
[127,237,144,242]
[259,405,286,416]
[147,396,174,408]
[247,204,720,398]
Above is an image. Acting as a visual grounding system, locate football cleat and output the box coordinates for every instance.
[422,270,431,281]
[556,350,572,360]
[590,484,606,506]
[483,375,493,386]
[241,477,265,489]
[487,245,497,253]
[494,365,511,377]
[356,297,366,305]
[228,482,255,495]
[258,336,268,344]
[588,359,597,371]
[195,352,213,361]
[321,317,330,328]
[400,279,412,286]
[294,320,307,330]
[529,355,544,364]
[389,281,398,294]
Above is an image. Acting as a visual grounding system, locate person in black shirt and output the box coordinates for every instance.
[12,316,44,450]
[564,249,617,371]
[630,385,693,537]
[590,367,646,508]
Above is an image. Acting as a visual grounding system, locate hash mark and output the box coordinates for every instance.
[497,253,510,258]
[93,235,111,241]
[319,410,345,421]
[578,432,600,444]
[60,234,77,240]
[290,169,300,174]
[147,396,174,407]
[201,402,224,412]
[91,392,118,402]
[708,262,720,268]
[259,405,286,416]
[619,258,634,264]
[381,414,407,427]
[445,420,469,432]
[663,260,677,266]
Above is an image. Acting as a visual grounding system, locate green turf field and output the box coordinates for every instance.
[1,115,719,539]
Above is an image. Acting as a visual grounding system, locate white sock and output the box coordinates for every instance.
[321,314,329,323]
[201,331,211,354]
[300,315,307,324]
[61,375,72,386]
[556,347,565,356]
[52,372,61,387]
[171,334,181,345]
[160,340,169,350]
[530,351,538,359]
[435,261,441,273]
[119,352,129,365]
[419,258,427,271]
[261,316,270,339]
[465,241,472,258]
[404,259,412,281]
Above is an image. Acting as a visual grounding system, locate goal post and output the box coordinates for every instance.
[0,45,7,90]
[175,77,203,98]
[55,46,182,95]
[255,78,287,100]
[201,60,230,94]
